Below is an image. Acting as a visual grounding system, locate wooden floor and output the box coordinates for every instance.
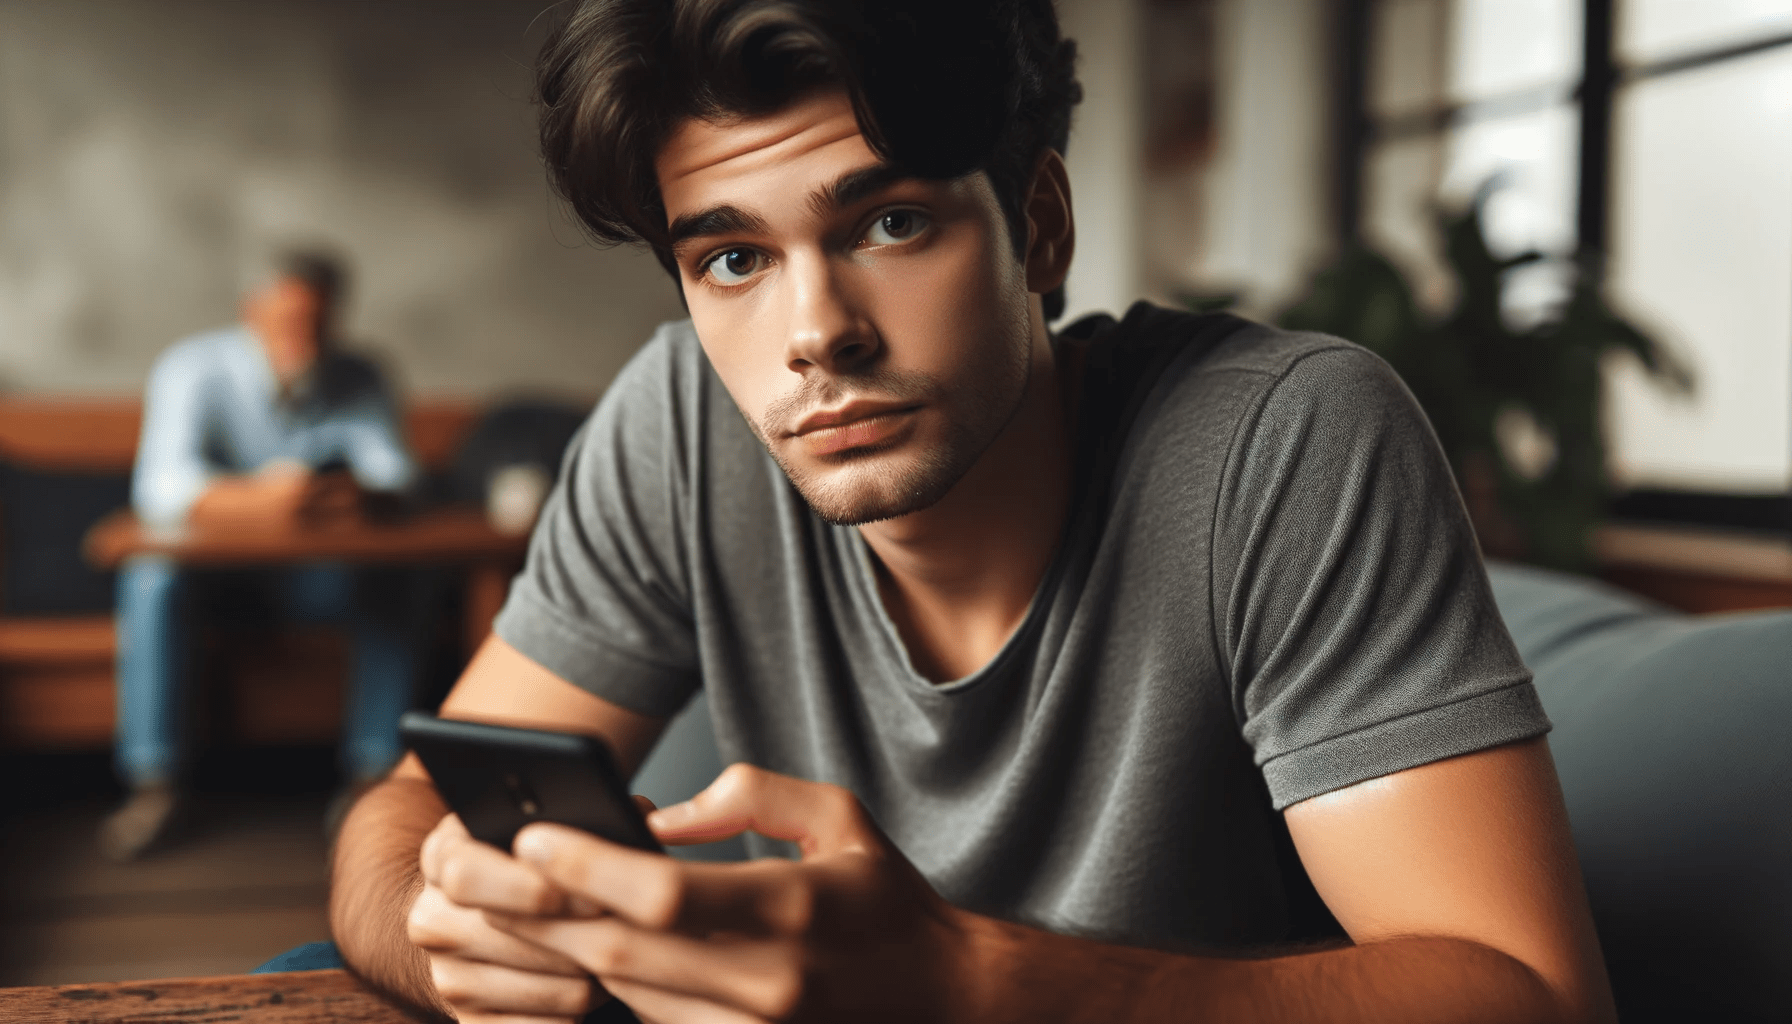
[0,751,336,987]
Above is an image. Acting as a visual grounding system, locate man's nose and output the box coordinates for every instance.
[784,254,879,374]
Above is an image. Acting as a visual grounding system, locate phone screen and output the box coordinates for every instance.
[400,711,662,853]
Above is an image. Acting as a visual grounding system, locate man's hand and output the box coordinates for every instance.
[297,468,362,524]
[419,741,1614,1024]
[187,460,360,529]
[474,765,977,1023]
[330,641,669,1018]
[411,812,600,1023]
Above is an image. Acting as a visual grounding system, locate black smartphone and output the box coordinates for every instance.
[399,711,662,854]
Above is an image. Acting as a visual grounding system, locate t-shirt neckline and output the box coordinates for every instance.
[842,523,1075,697]
[835,320,1124,698]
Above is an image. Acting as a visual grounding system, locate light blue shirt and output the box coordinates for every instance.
[132,326,417,525]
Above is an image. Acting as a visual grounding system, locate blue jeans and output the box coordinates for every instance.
[114,557,423,785]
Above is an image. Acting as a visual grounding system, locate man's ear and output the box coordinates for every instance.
[1022,149,1075,296]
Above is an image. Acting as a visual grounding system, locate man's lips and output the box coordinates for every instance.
[789,401,921,456]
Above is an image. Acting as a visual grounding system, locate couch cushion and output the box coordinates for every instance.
[1486,560,1791,1022]
[0,464,130,615]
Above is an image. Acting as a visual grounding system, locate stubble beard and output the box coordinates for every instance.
[747,341,1033,527]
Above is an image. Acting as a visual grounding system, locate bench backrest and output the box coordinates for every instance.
[0,398,480,474]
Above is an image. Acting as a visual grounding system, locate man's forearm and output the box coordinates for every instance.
[966,915,1590,1024]
[187,475,296,528]
[329,776,448,1017]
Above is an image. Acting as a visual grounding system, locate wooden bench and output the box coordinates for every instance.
[0,397,478,749]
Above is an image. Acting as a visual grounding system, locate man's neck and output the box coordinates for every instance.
[857,324,1076,683]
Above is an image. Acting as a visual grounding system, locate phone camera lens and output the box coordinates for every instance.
[503,773,543,817]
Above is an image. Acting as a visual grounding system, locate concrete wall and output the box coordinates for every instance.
[0,0,1159,400]
[0,0,686,400]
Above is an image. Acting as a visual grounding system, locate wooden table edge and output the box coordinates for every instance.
[83,507,529,571]
[0,968,426,1023]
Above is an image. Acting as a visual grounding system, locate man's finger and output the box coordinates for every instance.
[408,884,588,977]
[602,977,771,1024]
[428,952,597,1018]
[417,812,470,879]
[426,821,574,916]
[497,913,802,1019]
[646,764,871,858]
[514,824,816,936]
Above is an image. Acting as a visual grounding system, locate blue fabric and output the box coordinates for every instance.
[132,326,415,525]
[114,558,420,784]
[253,940,344,973]
[1486,560,1792,1023]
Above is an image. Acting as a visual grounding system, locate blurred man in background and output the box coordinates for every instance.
[103,249,421,861]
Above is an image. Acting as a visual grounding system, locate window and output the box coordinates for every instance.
[1606,15,1792,490]
[1365,0,1792,499]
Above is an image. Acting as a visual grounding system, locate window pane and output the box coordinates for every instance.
[1605,49,1792,490]
[1450,0,1581,101]
[1619,0,1792,66]
[1443,104,1581,326]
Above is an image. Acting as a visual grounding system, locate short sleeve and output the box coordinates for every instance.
[493,323,703,718]
[132,343,216,526]
[1213,343,1548,809]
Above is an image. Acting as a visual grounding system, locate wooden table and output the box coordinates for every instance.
[85,507,530,655]
[1594,522,1792,613]
[0,969,418,1023]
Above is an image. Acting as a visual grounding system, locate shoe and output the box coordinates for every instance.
[323,774,384,842]
[98,783,181,862]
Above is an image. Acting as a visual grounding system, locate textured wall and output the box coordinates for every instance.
[0,0,686,398]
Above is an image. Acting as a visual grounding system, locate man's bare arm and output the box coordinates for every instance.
[328,634,666,1016]
[473,737,1615,1024]
[967,736,1616,1023]
[186,464,313,529]
[329,764,447,1015]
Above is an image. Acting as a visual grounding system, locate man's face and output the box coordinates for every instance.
[245,276,327,388]
[656,90,1037,526]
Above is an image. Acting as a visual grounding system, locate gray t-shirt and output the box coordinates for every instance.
[494,304,1548,953]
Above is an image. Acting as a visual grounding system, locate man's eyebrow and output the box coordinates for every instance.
[807,163,911,220]
[665,163,912,261]
[668,205,771,259]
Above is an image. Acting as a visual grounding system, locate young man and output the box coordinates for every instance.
[332,3,1617,1021]
[108,251,421,860]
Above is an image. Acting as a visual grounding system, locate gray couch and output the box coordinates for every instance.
[1487,560,1789,1022]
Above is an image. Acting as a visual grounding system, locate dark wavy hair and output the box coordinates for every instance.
[536,0,1082,319]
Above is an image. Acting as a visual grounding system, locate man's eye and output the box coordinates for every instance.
[705,249,763,285]
[864,210,929,246]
